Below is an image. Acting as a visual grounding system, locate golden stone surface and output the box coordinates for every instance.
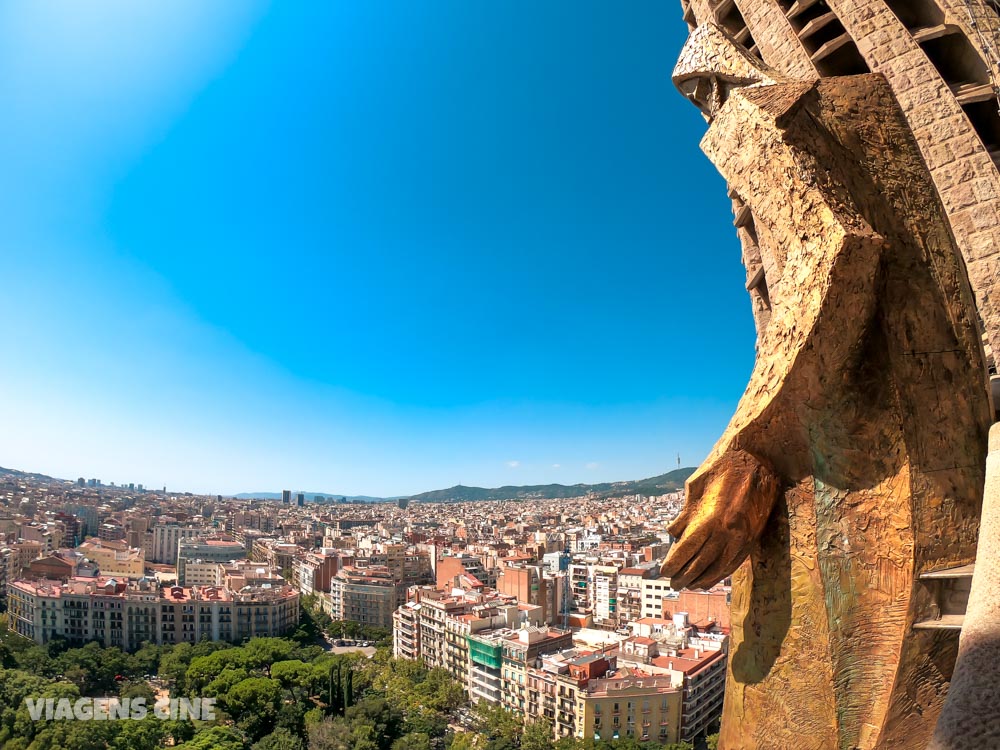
[662,25,992,750]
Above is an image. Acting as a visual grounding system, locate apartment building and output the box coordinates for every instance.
[468,630,506,704]
[616,567,652,624]
[6,540,43,578]
[18,523,58,554]
[76,539,145,579]
[569,563,591,612]
[662,587,732,630]
[392,586,531,678]
[640,577,676,620]
[151,524,204,564]
[495,561,565,625]
[520,647,685,744]
[330,566,398,629]
[181,561,224,587]
[436,553,495,589]
[296,548,345,597]
[576,670,682,744]
[7,576,299,651]
[250,539,300,574]
[500,626,575,714]
[0,547,9,608]
[592,567,618,625]
[394,601,421,661]
[176,538,246,584]
[616,622,728,744]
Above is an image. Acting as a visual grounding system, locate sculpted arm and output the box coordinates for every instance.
[662,190,885,589]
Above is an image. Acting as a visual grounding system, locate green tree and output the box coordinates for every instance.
[0,642,18,669]
[344,697,404,750]
[392,732,432,750]
[118,679,155,703]
[472,701,521,745]
[222,676,283,743]
[128,642,162,676]
[158,643,193,690]
[16,646,53,676]
[185,650,239,693]
[204,666,250,698]
[22,719,119,750]
[111,716,170,750]
[328,662,342,714]
[253,727,307,750]
[448,732,478,750]
[522,718,554,750]
[175,725,245,750]
[272,659,313,687]
[342,661,354,709]
[241,637,296,674]
[276,699,308,737]
[308,716,353,750]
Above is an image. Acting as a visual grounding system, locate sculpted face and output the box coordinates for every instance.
[672,23,781,121]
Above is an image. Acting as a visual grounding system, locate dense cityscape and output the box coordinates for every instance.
[0,465,724,749]
[8,0,1000,745]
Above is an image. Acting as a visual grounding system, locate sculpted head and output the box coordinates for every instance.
[672,23,786,120]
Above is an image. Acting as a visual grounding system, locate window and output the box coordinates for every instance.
[776,0,870,75]
[713,0,762,60]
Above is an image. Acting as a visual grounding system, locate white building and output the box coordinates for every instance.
[151,525,203,564]
[640,577,676,620]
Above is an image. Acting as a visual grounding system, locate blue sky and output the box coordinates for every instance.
[0,1,754,496]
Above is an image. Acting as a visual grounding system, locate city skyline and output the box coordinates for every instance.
[1,1,754,495]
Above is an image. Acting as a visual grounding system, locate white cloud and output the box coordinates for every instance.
[551,464,561,469]
[585,462,599,470]
[506,460,520,468]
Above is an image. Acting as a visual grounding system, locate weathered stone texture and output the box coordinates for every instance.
[682,1,1000,371]
[929,423,1000,748]
[663,38,991,747]
[668,4,1000,748]
[735,0,818,78]
[939,0,1000,86]
[824,0,1000,369]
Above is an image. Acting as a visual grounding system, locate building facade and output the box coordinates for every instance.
[151,525,204,564]
[330,566,398,629]
[176,538,246,584]
[7,576,299,651]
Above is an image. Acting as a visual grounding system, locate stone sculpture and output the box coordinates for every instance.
[661,24,993,750]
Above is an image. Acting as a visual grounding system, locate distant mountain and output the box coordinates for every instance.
[0,460,695,505]
[0,466,62,483]
[408,467,696,503]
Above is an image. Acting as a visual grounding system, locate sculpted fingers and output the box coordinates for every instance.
[661,520,712,580]
[668,468,714,538]
[667,505,694,538]
[668,528,729,590]
[685,536,752,590]
[663,450,782,587]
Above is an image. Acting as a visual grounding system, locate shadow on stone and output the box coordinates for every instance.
[731,496,792,685]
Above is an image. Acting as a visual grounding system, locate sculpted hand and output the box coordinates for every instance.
[661,449,780,590]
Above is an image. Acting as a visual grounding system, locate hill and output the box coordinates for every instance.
[408,466,696,503]
[0,466,62,483]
